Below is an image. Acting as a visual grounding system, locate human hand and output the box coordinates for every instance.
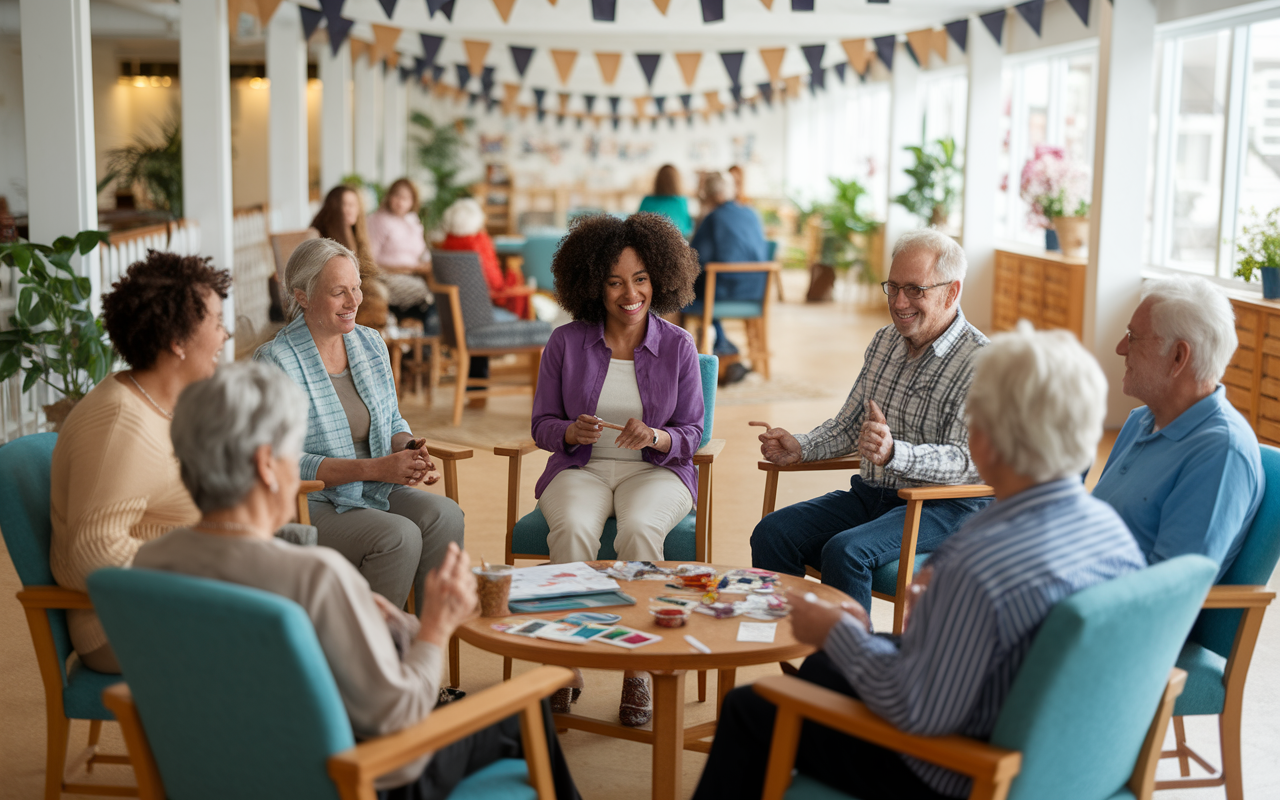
[565,414,604,446]
[787,588,856,647]
[615,417,655,450]
[417,543,477,647]
[858,400,894,467]
[750,421,802,466]
[403,438,441,486]
[378,447,429,486]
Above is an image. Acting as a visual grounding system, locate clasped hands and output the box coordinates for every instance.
[565,414,654,450]
[386,437,441,487]
[787,588,871,647]
[752,399,893,467]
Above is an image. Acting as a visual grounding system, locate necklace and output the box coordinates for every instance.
[128,373,173,420]
[195,520,265,536]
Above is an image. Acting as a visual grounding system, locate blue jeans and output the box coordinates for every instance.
[751,475,991,609]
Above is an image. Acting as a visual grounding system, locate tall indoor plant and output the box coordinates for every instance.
[410,112,473,233]
[1020,145,1090,256]
[0,231,115,427]
[101,116,184,218]
[892,137,960,229]
[818,177,881,285]
[1233,207,1280,299]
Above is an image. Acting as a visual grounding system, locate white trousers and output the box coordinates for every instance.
[539,460,694,564]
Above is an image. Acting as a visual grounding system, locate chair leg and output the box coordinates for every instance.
[452,353,470,427]
[428,343,440,402]
[449,635,460,689]
[698,670,707,703]
[1172,715,1191,777]
[85,720,102,774]
[503,656,513,681]
[1221,711,1244,800]
[44,711,70,800]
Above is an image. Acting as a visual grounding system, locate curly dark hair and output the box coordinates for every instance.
[552,212,699,323]
[102,250,232,370]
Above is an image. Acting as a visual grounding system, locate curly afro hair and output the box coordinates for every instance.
[102,250,232,370]
[551,212,699,323]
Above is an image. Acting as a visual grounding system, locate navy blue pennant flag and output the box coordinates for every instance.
[809,68,825,93]
[679,94,693,111]
[945,19,969,53]
[792,0,814,9]
[300,7,324,41]
[686,113,694,128]
[749,98,758,113]
[533,88,546,110]
[592,0,616,21]
[431,64,445,83]
[873,35,895,70]
[905,41,921,67]
[980,10,1007,45]
[757,82,773,106]
[487,96,499,112]
[577,116,584,129]
[583,94,596,114]
[834,62,847,84]
[426,0,450,16]
[557,114,565,126]
[399,65,413,82]
[1066,0,1090,26]
[510,46,534,77]
[468,92,480,107]
[326,17,354,56]
[651,117,659,130]
[720,51,744,87]
[730,85,742,104]
[637,53,662,87]
[701,0,724,24]
[538,109,546,122]
[455,63,471,91]
[413,56,428,79]
[609,96,621,115]
[438,0,455,21]
[669,115,677,128]
[1015,0,1044,36]
[481,66,495,94]
[801,44,824,74]
[377,0,397,18]
[654,96,666,114]
[612,116,621,130]
[420,34,443,65]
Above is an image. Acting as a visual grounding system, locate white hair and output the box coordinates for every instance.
[1141,276,1237,385]
[704,172,735,204]
[442,198,486,237]
[891,229,967,283]
[171,362,308,514]
[966,321,1108,483]
[284,237,357,321]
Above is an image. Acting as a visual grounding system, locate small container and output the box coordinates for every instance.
[473,564,514,617]
[650,607,691,628]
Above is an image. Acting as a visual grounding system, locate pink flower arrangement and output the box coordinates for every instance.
[1019,145,1091,229]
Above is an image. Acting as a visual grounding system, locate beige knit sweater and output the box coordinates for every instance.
[50,374,199,654]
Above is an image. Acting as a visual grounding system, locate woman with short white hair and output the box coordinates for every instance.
[255,237,465,613]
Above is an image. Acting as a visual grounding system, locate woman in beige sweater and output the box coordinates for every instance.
[50,251,231,673]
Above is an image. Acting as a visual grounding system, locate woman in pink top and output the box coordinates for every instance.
[366,178,434,327]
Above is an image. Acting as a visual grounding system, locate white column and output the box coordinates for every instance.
[1086,0,1157,426]
[181,0,236,355]
[382,66,406,183]
[960,21,1003,333]
[884,41,920,271]
[266,3,309,231]
[19,0,100,309]
[320,38,353,194]
[353,55,381,181]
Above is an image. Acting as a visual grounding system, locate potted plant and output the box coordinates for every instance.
[411,112,475,234]
[1233,207,1280,299]
[0,231,116,428]
[101,116,183,218]
[1020,145,1091,256]
[893,137,961,230]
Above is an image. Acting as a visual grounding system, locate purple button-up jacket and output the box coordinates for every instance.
[532,315,704,503]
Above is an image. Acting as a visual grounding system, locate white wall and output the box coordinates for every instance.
[0,36,26,213]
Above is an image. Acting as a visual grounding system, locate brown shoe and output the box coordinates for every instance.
[619,676,652,727]
[550,687,581,714]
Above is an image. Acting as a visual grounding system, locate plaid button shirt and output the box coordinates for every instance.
[794,308,988,488]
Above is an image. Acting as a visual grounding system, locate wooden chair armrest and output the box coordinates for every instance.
[328,666,574,789]
[492,285,537,298]
[17,586,94,610]
[758,455,862,473]
[692,438,725,465]
[706,261,783,273]
[1202,585,1276,609]
[425,442,475,461]
[754,675,1022,785]
[494,439,540,459]
[897,484,995,502]
[299,480,325,495]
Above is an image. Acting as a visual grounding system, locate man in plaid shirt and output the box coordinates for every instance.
[750,229,992,609]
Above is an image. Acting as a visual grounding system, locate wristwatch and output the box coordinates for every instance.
[651,428,660,447]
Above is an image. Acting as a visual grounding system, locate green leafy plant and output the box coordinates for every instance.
[816,177,880,284]
[410,112,473,232]
[0,231,115,400]
[341,173,386,210]
[101,116,183,218]
[1233,207,1280,283]
[893,137,961,228]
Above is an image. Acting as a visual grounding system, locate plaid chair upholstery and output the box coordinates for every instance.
[430,251,552,350]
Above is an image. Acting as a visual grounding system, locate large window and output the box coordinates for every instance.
[918,70,968,232]
[1147,15,1280,281]
[786,81,891,218]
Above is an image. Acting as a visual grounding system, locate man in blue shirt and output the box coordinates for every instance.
[1093,277,1264,581]
[693,324,1145,800]
[687,171,768,380]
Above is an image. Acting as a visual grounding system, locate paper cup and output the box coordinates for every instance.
[473,565,513,617]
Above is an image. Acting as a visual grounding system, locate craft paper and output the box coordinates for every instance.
[737,622,777,643]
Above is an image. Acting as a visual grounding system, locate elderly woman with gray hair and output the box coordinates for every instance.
[255,237,465,612]
[133,363,580,800]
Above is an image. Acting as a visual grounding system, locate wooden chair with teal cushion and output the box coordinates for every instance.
[520,233,564,296]
[755,554,1220,800]
[1158,444,1280,799]
[0,432,134,800]
[680,261,782,380]
[87,567,572,800]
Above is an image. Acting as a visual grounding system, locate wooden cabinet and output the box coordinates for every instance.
[1224,295,1280,446]
[992,247,1087,340]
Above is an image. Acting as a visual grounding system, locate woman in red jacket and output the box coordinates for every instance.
[439,198,528,319]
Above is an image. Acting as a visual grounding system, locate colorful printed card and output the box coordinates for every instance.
[597,626,662,649]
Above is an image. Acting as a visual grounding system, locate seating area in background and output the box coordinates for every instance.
[681,261,783,382]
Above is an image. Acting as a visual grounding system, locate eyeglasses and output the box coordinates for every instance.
[881,281,953,299]
[1124,329,1162,345]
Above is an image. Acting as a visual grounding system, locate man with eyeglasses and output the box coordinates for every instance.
[1092,276,1263,580]
[750,229,992,609]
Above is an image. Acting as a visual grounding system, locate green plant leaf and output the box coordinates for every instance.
[22,365,42,393]
[77,230,110,255]
[51,236,76,254]
[47,251,75,275]
[0,351,19,381]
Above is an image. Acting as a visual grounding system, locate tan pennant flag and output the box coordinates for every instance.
[634,96,650,116]
[905,29,934,68]
[932,29,949,62]
[371,25,401,65]
[350,39,371,66]
[841,39,872,75]
[492,0,517,23]
[558,93,571,114]
[551,50,578,85]
[703,90,722,112]
[675,52,701,88]
[228,0,244,30]
[595,52,621,85]
[652,0,672,13]
[463,40,490,79]
[759,0,774,7]
[256,0,284,22]
[386,52,400,70]
[503,83,521,108]
[700,110,710,123]
[432,80,450,98]
[783,75,801,100]
[759,47,786,84]
[518,105,531,121]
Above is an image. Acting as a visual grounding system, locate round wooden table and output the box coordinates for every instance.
[456,562,851,800]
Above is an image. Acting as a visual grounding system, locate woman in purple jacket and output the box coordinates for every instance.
[532,212,704,726]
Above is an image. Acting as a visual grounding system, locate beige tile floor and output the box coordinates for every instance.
[1,272,1276,799]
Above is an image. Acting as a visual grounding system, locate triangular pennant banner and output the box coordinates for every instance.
[438,0,455,20]
[503,83,521,107]
[349,39,368,64]
[510,46,534,77]
[300,6,324,41]
[468,92,480,107]
[1066,0,1090,26]
[612,116,620,130]
[257,0,286,23]
[701,0,723,23]
[609,96,621,115]
[675,52,702,87]
[653,0,672,14]
[399,65,413,82]
[426,0,450,16]
[633,97,648,116]
[873,35,895,71]
[759,47,785,83]
[1015,0,1044,36]
[455,64,471,90]
[945,19,968,52]
[518,105,529,121]
[559,93,571,114]
[327,17,355,56]
[596,52,622,85]
[834,62,847,83]
[481,66,495,94]
[783,75,801,100]
[583,94,596,113]
[371,24,401,65]
[377,0,397,17]
[637,53,662,87]
[536,108,545,122]
[704,90,721,111]
[487,95,500,112]
[841,39,872,76]
[757,82,773,106]
[591,0,616,21]
[729,85,742,104]
[551,49,578,85]
[759,0,773,7]
[932,29,949,61]
[420,34,443,65]
[533,88,546,110]
[980,10,1007,45]
[431,64,445,83]
[492,0,517,23]
[904,41,921,67]
[463,40,490,79]
[905,29,933,67]
[800,44,824,74]
[720,51,744,87]
[654,96,665,114]
[809,68,825,93]
[413,56,428,79]
[679,94,692,111]
[792,0,813,9]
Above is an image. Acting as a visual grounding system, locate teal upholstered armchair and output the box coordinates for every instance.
[754,555,1219,800]
[680,261,782,380]
[88,567,573,800]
